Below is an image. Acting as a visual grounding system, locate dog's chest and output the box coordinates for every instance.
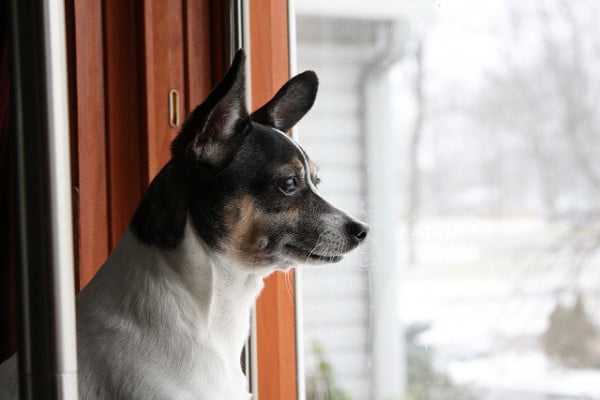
[75,229,262,399]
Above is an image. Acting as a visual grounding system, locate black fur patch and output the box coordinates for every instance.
[130,162,188,249]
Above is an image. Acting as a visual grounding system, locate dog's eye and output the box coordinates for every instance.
[276,176,299,195]
[314,177,321,185]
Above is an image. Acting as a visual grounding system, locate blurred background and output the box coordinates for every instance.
[293,1,600,399]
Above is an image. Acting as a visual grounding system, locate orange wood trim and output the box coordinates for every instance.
[250,1,291,108]
[71,0,110,289]
[104,0,146,246]
[256,271,298,399]
[250,1,298,399]
[142,0,185,180]
[183,0,214,111]
[208,1,231,80]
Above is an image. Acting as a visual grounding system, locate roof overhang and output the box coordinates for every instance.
[295,0,432,23]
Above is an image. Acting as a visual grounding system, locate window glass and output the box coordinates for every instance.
[295,1,600,399]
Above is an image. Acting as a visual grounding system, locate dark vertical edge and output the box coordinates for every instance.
[136,0,150,189]
[0,0,18,363]
[63,0,81,290]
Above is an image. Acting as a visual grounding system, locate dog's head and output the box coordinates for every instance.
[132,50,367,269]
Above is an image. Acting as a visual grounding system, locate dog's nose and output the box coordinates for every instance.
[346,220,369,243]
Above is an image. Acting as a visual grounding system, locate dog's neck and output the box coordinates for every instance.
[162,220,268,363]
[87,219,270,369]
[161,219,269,332]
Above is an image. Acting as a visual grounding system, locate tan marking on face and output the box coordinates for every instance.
[222,194,300,266]
[289,158,304,177]
[223,195,256,241]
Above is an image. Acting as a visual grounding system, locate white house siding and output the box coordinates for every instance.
[296,16,382,400]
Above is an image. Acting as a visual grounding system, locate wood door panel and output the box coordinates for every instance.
[104,0,146,247]
[71,0,109,288]
[183,0,214,111]
[142,0,185,181]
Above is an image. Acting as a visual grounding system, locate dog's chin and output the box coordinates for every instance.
[283,244,344,265]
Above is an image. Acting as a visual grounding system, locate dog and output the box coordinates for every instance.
[0,49,368,399]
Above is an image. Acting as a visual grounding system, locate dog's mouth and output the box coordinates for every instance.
[284,244,343,264]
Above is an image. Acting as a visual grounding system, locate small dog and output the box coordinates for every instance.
[0,49,368,399]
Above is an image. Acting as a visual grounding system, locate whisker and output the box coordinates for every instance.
[304,230,328,264]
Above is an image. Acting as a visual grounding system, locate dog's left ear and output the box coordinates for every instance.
[171,49,249,174]
[251,71,318,132]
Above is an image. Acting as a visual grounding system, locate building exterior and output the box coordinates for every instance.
[294,2,432,399]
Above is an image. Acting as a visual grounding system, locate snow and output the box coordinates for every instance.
[398,216,600,399]
[449,352,600,399]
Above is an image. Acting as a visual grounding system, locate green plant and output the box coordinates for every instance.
[404,323,477,400]
[306,341,353,400]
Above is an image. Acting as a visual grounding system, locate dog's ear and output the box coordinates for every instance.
[251,71,318,132]
[171,49,249,174]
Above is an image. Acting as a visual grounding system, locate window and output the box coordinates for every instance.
[294,1,600,399]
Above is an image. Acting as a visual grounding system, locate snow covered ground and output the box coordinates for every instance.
[397,216,600,399]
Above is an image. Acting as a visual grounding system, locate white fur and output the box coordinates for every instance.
[0,219,272,400]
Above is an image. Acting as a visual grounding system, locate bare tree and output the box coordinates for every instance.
[470,0,600,305]
[536,1,600,191]
[471,0,600,218]
[407,38,425,266]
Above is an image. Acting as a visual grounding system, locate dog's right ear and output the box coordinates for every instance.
[171,49,249,175]
[251,70,318,132]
